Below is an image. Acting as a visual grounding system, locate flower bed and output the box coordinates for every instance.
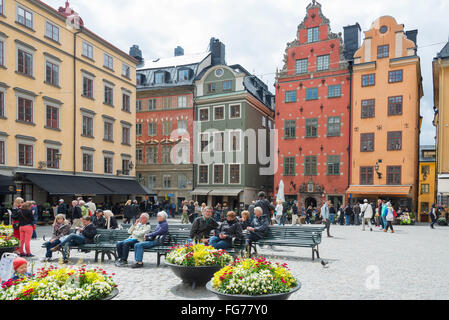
[166,243,233,267]
[0,235,19,248]
[0,225,13,237]
[211,257,298,296]
[0,266,117,300]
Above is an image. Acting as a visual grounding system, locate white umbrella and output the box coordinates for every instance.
[276,180,285,203]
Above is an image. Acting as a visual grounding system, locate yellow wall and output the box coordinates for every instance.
[418,161,436,221]
[0,0,137,177]
[350,16,423,209]
[434,59,449,174]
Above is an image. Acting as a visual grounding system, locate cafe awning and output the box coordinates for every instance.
[0,175,16,195]
[190,189,212,196]
[24,173,147,196]
[209,189,243,196]
[346,185,412,196]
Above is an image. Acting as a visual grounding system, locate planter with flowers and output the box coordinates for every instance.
[0,265,118,300]
[165,243,233,289]
[0,225,19,258]
[206,257,301,300]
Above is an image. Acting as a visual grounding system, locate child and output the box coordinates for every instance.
[0,257,31,284]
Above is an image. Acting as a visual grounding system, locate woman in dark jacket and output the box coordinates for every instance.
[104,210,119,229]
[209,211,243,250]
[18,201,35,257]
[11,197,24,240]
[43,214,71,262]
[123,200,134,224]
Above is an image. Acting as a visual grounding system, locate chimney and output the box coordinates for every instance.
[129,45,144,67]
[174,46,184,57]
[405,30,418,47]
[343,23,361,61]
[209,37,226,66]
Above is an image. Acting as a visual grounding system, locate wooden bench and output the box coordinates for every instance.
[249,225,326,260]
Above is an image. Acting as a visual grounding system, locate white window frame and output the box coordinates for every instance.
[44,142,61,171]
[162,174,171,189]
[229,103,242,119]
[44,56,60,87]
[82,151,94,172]
[16,43,34,77]
[16,5,33,29]
[148,122,157,137]
[228,163,241,185]
[198,164,209,185]
[213,105,225,121]
[121,124,131,145]
[177,96,187,108]
[213,164,225,184]
[104,53,114,70]
[229,129,242,152]
[317,54,330,71]
[81,113,94,137]
[103,155,114,175]
[122,63,130,78]
[148,175,156,189]
[17,139,34,168]
[82,72,95,99]
[103,82,114,105]
[45,21,60,42]
[0,137,7,166]
[198,107,209,122]
[200,132,210,153]
[82,41,94,60]
[122,91,131,112]
[213,131,224,153]
[0,86,6,118]
[0,35,5,67]
[103,119,114,141]
[15,91,35,124]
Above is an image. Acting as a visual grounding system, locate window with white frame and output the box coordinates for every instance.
[161,145,171,164]
[104,83,114,105]
[214,106,225,121]
[122,158,130,175]
[148,175,156,189]
[103,120,113,141]
[317,55,330,71]
[178,96,187,108]
[148,122,157,136]
[45,104,59,129]
[82,41,93,60]
[104,53,114,70]
[18,143,33,167]
[307,27,319,43]
[213,164,224,184]
[122,63,130,78]
[146,146,157,164]
[104,156,113,174]
[45,21,59,42]
[229,104,241,119]
[17,96,33,123]
[82,115,94,137]
[229,164,240,184]
[214,132,224,152]
[136,100,142,112]
[136,148,143,163]
[162,120,172,136]
[122,93,130,112]
[296,58,308,74]
[122,125,130,145]
[82,74,94,98]
[46,146,60,169]
[162,175,171,189]
[0,38,4,67]
[199,108,209,122]
[0,89,5,118]
[0,0,4,15]
[200,133,209,152]
[17,48,33,76]
[229,130,241,152]
[45,59,59,86]
[17,5,33,29]
[198,165,208,184]
[82,152,93,172]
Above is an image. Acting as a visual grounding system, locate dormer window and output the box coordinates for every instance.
[155,72,165,84]
[178,69,190,81]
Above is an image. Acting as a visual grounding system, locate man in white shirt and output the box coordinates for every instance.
[86,198,97,216]
[360,199,373,231]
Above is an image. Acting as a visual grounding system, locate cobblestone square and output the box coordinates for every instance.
[23,219,449,300]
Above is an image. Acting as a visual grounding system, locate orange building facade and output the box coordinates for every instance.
[347,16,423,211]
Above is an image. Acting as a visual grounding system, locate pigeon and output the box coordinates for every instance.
[321,260,329,268]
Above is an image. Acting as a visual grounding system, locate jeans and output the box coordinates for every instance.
[32,217,38,239]
[385,221,394,231]
[209,236,231,250]
[134,240,160,263]
[381,215,387,230]
[44,239,61,258]
[345,215,351,225]
[329,214,335,224]
[324,219,331,236]
[354,214,360,225]
[215,213,221,222]
[116,238,138,261]
[59,234,86,259]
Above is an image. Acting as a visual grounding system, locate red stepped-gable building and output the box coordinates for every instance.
[274,1,359,210]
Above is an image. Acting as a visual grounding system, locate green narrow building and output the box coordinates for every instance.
[192,58,275,211]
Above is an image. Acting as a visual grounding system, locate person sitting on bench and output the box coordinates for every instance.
[209,211,243,250]
[245,207,269,255]
[131,211,169,269]
[190,206,219,244]
[51,216,97,263]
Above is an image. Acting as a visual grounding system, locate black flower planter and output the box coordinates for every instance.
[165,262,223,290]
[0,247,18,259]
[206,281,302,300]
[100,288,119,300]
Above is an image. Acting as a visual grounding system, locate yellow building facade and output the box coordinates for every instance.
[417,146,436,222]
[347,16,423,211]
[433,41,449,207]
[0,0,141,204]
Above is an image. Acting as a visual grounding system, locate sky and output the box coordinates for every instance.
[44,0,449,145]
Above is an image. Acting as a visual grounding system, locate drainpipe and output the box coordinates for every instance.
[73,30,82,175]
[347,60,353,205]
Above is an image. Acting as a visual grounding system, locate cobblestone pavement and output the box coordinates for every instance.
[23,219,449,300]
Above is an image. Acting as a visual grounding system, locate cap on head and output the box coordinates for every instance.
[13,258,27,271]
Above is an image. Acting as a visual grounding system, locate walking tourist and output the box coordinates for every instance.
[18,201,35,257]
[86,198,97,216]
[344,203,353,226]
[43,214,71,262]
[190,206,219,243]
[353,203,361,225]
[291,200,299,225]
[430,203,437,229]
[255,192,275,221]
[70,200,83,228]
[338,205,345,225]
[78,200,89,218]
[57,199,67,217]
[244,207,269,256]
[115,213,151,267]
[131,211,169,268]
[306,206,313,224]
[51,216,97,263]
[275,200,283,226]
[209,211,243,250]
[384,202,395,233]
[329,203,336,224]
[360,199,373,231]
[201,202,207,218]
[187,200,195,223]
[123,200,135,224]
[321,200,333,238]
[181,201,189,224]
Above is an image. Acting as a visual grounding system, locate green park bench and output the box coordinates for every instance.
[249,225,326,260]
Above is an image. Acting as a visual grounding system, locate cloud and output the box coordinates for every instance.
[44,0,443,145]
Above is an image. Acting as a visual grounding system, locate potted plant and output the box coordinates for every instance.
[437,218,447,226]
[165,243,233,290]
[0,265,118,300]
[0,225,20,258]
[207,257,301,300]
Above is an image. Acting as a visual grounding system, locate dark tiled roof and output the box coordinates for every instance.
[436,42,449,59]
[419,145,436,162]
